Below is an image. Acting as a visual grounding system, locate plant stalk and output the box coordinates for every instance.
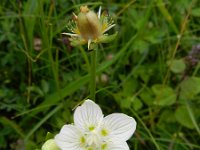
[90,50,96,101]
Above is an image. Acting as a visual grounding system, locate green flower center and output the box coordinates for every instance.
[101,143,108,150]
[101,129,108,136]
[89,126,95,131]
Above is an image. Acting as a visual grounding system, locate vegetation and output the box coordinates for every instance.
[0,0,200,149]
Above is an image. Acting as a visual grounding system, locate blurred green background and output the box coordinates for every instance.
[0,0,200,149]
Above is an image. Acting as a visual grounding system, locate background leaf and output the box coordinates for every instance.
[180,77,200,100]
[175,106,194,129]
[152,84,176,106]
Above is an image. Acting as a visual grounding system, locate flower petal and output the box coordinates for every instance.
[101,113,136,141]
[54,125,82,150]
[74,99,103,131]
[108,141,130,150]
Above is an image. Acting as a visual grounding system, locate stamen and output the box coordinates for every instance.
[98,6,102,19]
[62,33,80,37]
[102,24,115,34]
[88,39,92,50]
[72,12,78,21]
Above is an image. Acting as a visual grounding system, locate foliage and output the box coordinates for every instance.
[0,0,200,149]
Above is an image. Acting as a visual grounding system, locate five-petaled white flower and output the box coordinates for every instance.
[62,6,117,50]
[55,99,136,150]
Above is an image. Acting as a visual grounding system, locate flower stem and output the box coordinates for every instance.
[90,49,96,101]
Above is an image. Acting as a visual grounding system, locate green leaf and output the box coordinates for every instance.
[118,96,143,110]
[191,8,200,17]
[0,89,4,97]
[152,84,176,106]
[133,66,152,82]
[120,97,132,109]
[167,59,186,73]
[132,39,149,53]
[140,89,154,106]
[180,77,200,100]
[175,106,194,129]
[159,110,176,123]
[41,80,49,94]
[132,97,143,111]
[122,78,138,96]
[0,116,25,138]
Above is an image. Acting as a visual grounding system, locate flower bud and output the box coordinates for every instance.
[41,139,60,150]
[77,6,102,40]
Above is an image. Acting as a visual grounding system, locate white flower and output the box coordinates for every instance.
[55,99,136,150]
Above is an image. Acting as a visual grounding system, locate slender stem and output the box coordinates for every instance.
[90,50,96,101]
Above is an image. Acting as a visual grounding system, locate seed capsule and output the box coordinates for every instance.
[62,5,117,50]
[77,6,102,40]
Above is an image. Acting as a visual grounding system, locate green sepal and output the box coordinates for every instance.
[45,132,54,141]
[70,38,86,47]
[88,43,98,51]
[97,32,118,43]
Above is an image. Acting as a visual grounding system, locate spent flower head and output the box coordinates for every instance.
[55,99,136,150]
[63,6,117,50]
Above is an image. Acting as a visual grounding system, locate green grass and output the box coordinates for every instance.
[1,0,200,149]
